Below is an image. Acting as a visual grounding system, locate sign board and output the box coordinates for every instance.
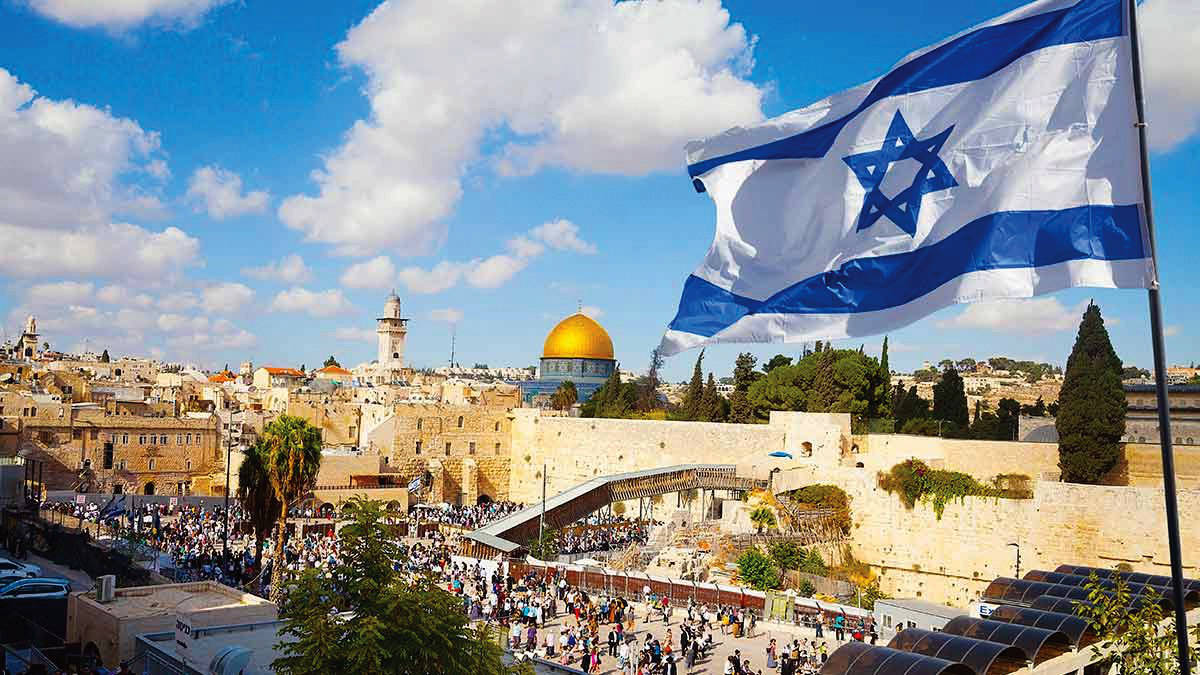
[75,494,86,505]
[978,603,996,618]
[169,497,178,510]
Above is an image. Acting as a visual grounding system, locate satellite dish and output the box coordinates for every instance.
[210,646,252,675]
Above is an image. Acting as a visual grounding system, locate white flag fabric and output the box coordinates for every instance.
[660,0,1152,356]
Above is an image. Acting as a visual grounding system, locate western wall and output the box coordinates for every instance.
[507,409,1200,608]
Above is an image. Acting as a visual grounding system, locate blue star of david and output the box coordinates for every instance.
[842,110,958,237]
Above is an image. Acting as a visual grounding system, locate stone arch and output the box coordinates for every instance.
[476,493,493,506]
[385,500,403,511]
[457,415,464,428]
[143,482,156,495]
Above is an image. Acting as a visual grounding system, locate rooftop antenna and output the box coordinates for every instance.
[449,324,456,369]
[577,299,583,314]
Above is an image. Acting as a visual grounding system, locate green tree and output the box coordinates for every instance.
[749,506,777,534]
[799,548,828,576]
[237,441,281,571]
[763,354,793,374]
[956,358,977,372]
[700,373,726,422]
[1122,366,1151,381]
[1021,396,1048,417]
[736,548,780,590]
[637,347,665,412]
[1072,573,1200,674]
[874,337,892,419]
[527,528,559,560]
[681,349,706,420]
[1057,304,1126,483]
[273,498,523,675]
[796,578,817,598]
[262,415,323,605]
[728,352,759,423]
[323,355,340,368]
[995,397,1021,441]
[581,369,637,418]
[550,380,578,411]
[746,347,889,427]
[932,367,969,433]
[99,348,110,363]
[768,540,803,571]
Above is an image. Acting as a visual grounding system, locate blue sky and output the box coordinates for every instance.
[0,0,1196,381]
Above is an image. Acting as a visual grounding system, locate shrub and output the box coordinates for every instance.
[790,484,852,534]
[797,579,816,598]
[736,548,781,591]
[769,540,804,571]
[878,458,1020,519]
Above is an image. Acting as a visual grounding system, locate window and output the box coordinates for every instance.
[469,442,476,455]
[138,435,146,445]
[415,440,422,455]
[186,433,192,445]
[148,458,155,470]
[73,429,82,440]
[445,442,451,456]
[177,434,183,444]
[118,459,127,470]
[494,421,501,431]
[185,460,191,471]
[103,443,114,470]
[457,416,464,428]
[495,442,501,454]
[90,430,98,440]
[883,615,893,628]
[122,434,129,445]
[416,418,422,431]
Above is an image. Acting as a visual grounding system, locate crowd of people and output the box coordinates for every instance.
[417,500,524,528]
[555,521,649,555]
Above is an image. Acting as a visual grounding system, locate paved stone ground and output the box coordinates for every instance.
[527,600,857,674]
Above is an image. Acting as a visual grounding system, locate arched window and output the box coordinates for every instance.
[457,416,464,428]
[416,418,422,431]
[494,421,500,432]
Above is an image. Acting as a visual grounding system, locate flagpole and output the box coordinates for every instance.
[1127,0,1191,671]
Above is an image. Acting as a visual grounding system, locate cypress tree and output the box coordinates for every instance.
[681,349,705,420]
[701,373,723,422]
[932,367,969,431]
[729,352,758,423]
[1057,303,1126,483]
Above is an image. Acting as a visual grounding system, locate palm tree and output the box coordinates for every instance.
[237,441,281,577]
[261,415,322,605]
[750,506,777,535]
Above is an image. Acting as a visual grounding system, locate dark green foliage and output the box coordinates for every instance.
[580,369,637,418]
[763,354,793,373]
[261,415,323,606]
[1057,304,1126,483]
[273,498,521,675]
[911,367,939,383]
[681,349,706,420]
[796,579,817,598]
[878,458,1026,519]
[237,441,281,569]
[1020,396,1048,417]
[736,548,781,590]
[637,347,665,411]
[932,367,969,430]
[99,349,110,363]
[971,397,1021,440]
[746,347,890,426]
[956,358,976,372]
[323,355,340,368]
[894,385,933,433]
[768,540,803,571]
[700,373,728,422]
[550,380,578,411]
[986,357,1061,381]
[876,337,892,419]
[527,528,559,560]
[1121,366,1151,380]
[728,352,759,423]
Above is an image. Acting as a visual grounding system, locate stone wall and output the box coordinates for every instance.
[852,434,1062,480]
[287,395,361,447]
[389,404,511,462]
[507,409,802,504]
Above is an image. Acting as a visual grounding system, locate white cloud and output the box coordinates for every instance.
[25,0,232,31]
[28,281,93,307]
[340,255,397,290]
[580,305,604,319]
[186,166,269,219]
[428,308,464,323]
[397,260,469,295]
[0,68,168,230]
[157,313,208,333]
[268,287,356,318]
[157,290,200,311]
[0,222,200,281]
[530,219,597,254]
[1141,0,1200,151]
[279,0,762,257]
[333,327,376,343]
[465,254,529,289]
[242,254,312,284]
[938,298,1088,335]
[201,282,254,314]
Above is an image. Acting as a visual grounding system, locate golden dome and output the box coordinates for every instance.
[542,313,615,360]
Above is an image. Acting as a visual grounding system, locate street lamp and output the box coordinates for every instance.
[222,410,243,560]
[1006,542,1021,579]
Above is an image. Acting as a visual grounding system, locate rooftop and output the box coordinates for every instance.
[261,367,305,377]
[75,581,272,620]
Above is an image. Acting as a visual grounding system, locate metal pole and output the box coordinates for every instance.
[222,413,233,561]
[539,463,546,544]
[1128,1,1190,670]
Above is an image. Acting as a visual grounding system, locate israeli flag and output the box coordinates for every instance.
[661,0,1152,356]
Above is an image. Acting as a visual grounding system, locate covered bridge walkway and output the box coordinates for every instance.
[461,464,765,557]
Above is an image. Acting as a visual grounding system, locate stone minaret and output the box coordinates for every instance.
[376,291,408,372]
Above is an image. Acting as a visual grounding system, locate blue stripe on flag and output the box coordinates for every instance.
[687,0,1122,181]
[668,204,1144,338]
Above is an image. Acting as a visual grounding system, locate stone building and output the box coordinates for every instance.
[251,367,306,390]
[18,315,39,361]
[286,393,362,448]
[16,406,221,495]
